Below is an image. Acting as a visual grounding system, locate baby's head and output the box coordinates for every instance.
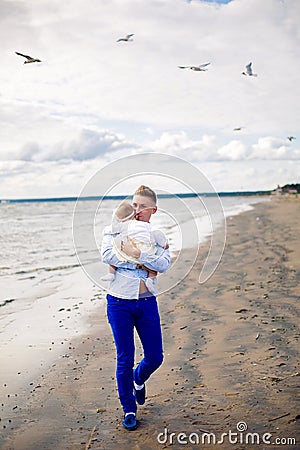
[115,201,135,222]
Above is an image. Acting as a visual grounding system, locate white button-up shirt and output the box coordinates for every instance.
[101,231,171,299]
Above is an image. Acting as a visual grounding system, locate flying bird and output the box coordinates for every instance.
[233,127,244,131]
[287,136,296,141]
[117,33,134,42]
[15,51,42,64]
[178,62,210,71]
[242,62,257,77]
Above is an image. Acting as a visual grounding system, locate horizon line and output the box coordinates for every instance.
[0,190,273,204]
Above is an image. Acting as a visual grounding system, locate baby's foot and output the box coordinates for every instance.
[101,273,115,282]
[145,278,156,294]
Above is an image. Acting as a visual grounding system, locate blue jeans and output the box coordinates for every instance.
[106,294,164,414]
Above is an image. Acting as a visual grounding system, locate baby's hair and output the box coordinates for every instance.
[134,185,157,205]
[115,201,135,222]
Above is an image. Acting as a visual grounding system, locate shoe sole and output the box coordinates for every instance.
[122,421,138,431]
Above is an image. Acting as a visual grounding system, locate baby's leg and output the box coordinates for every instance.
[145,269,157,294]
[101,265,116,282]
[147,269,157,279]
[108,265,116,275]
[152,229,168,248]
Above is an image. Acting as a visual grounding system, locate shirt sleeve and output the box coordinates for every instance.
[103,225,113,235]
[138,246,171,273]
[101,232,136,269]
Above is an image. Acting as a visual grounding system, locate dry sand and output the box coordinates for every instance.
[1,198,299,450]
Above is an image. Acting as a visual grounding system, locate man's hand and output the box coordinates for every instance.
[121,237,141,259]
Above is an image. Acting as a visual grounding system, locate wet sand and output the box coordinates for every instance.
[1,198,299,450]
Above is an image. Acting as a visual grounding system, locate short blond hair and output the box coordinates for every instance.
[115,201,135,221]
[134,185,157,205]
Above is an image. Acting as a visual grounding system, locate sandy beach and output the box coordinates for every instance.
[1,198,299,450]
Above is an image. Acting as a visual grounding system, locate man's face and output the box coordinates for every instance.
[132,194,157,222]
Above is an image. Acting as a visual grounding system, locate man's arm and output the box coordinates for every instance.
[121,238,171,273]
[101,232,136,269]
[139,246,171,273]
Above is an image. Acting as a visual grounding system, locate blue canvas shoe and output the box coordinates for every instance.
[133,369,146,405]
[133,383,146,405]
[122,413,137,431]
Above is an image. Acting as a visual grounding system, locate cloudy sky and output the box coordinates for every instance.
[0,0,299,198]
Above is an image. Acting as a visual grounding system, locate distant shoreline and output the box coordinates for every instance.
[0,190,272,204]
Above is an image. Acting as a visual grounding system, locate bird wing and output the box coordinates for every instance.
[15,51,34,60]
[199,62,210,68]
[178,66,189,69]
[126,34,134,39]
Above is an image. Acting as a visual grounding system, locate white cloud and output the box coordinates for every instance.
[251,137,300,160]
[32,129,138,162]
[148,132,300,162]
[217,140,247,160]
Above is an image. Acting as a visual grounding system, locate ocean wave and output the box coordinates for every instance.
[15,263,81,275]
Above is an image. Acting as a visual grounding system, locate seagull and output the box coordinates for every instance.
[233,127,244,131]
[287,136,296,141]
[117,33,134,42]
[15,51,42,64]
[242,62,257,76]
[178,62,210,71]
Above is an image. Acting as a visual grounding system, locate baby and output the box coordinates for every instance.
[101,200,168,294]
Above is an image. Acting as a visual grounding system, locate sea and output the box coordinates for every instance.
[0,194,269,417]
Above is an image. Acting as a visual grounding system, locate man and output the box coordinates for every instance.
[101,185,170,430]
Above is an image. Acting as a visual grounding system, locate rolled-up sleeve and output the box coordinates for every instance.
[138,247,171,273]
[101,232,136,269]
